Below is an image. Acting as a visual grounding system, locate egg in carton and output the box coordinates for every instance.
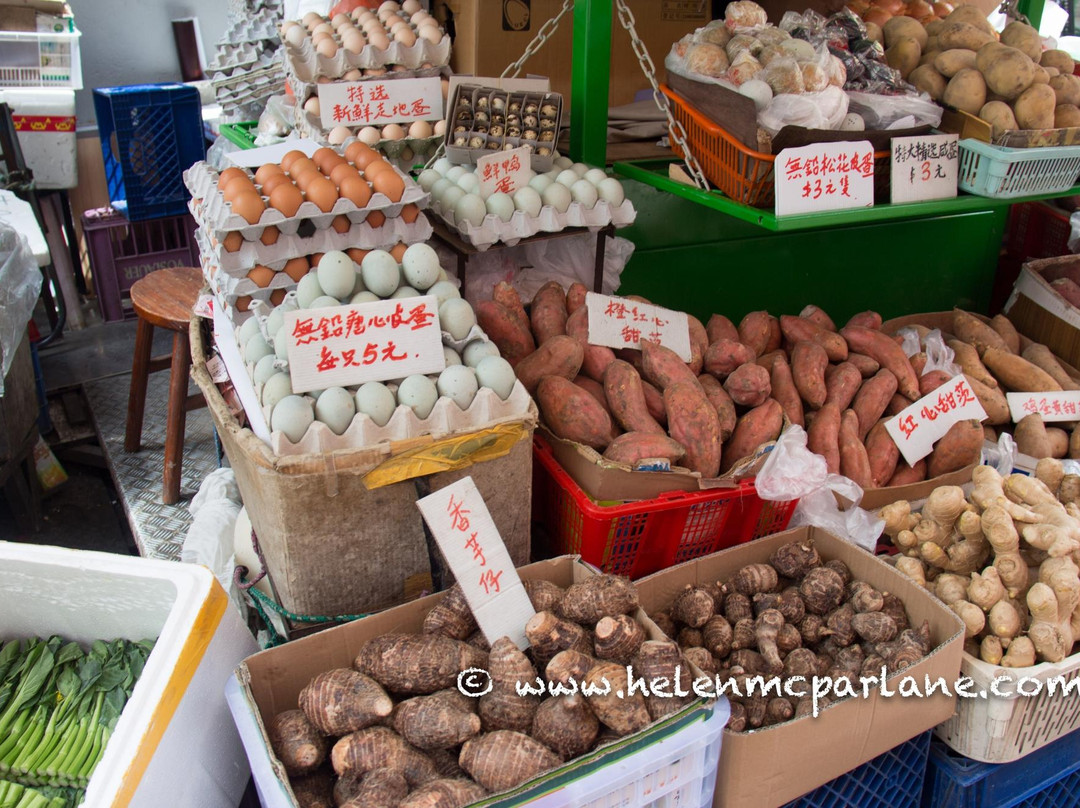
[282,25,450,81]
[295,112,444,167]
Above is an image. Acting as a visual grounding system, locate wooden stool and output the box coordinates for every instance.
[124,267,206,505]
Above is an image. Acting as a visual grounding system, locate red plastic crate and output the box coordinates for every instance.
[532,434,797,579]
[1005,201,1072,261]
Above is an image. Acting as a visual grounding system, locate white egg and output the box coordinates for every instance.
[328,126,352,145]
[570,179,599,208]
[570,162,590,177]
[274,326,290,359]
[303,96,321,116]
[358,126,382,146]
[443,346,462,366]
[409,120,433,139]
[556,169,580,187]
[391,285,420,298]
[840,113,865,131]
[314,387,356,435]
[553,155,573,170]
[262,372,294,409]
[417,168,441,192]
[271,395,314,443]
[397,374,439,419]
[454,193,487,228]
[485,192,515,222]
[402,243,442,290]
[437,365,478,410]
[402,0,421,14]
[309,295,342,309]
[245,334,273,364]
[238,316,261,346]
[427,280,461,306]
[541,183,572,213]
[296,273,325,308]
[253,354,279,386]
[475,356,516,400]
[316,250,357,299]
[456,172,481,195]
[418,24,443,43]
[430,177,454,201]
[528,174,553,194]
[434,119,446,136]
[351,290,380,304]
[285,25,307,47]
[439,298,477,341]
[361,250,401,297]
[382,123,406,141]
[463,339,500,367]
[445,165,468,183]
[583,168,608,186]
[512,186,542,217]
[432,156,453,175]
[355,382,397,426]
[596,177,625,206]
[439,185,466,216]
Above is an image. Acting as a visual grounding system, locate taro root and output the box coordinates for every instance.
[798,613,831,644]
[594,614,646,663]
[354,635,488,696]
[670,585,716,628]
[731,618,757,650]
[423,584,477,640]
[800,567,846,615]
[776,587,807,624]
[730,563,780,596]
[290,769,335,808]
[631,640,696,720]
[702,614,734,657]
[398,778,489,808]
[827,603,857,647]
[755,609,785,671]
[783,647,822,679]
[825,559,853,585]
[702,580,726,612]
[340,768,409,807]
[546,649,594,687]
[683,646,717,674]
[728,648,766,674]
[558,575,638,626]
[745,695,768,728]
[530,693,600,760]
[465,631,490,652]
[880,593,910,632]
[330,727,439,786]
[753,591,781,615]
[299,669,393,736]
[459,731,562,792]
[525,611,592,669]
[650,611,677,639]
[848,581,884,613]
[777,622,802,654]
[523,579,566,613]
[394,690,482,749]
[771,539,821,579]
[834,644,864,675]
[677,626,705,648]
[583,661,652,734]
[425,747,466,780]
[479,637,541,734]
[766,697,795,725]
[268,710,327,776]
[724,592,754,624]
[852,612,898,644]
[727,702,748,731]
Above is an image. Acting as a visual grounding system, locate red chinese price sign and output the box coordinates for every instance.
[282,296,445,393]
[476,146,530,197]
[884,375,988,466]
[1006,391,1080,423]
[415,476,536,649]
[889,134,958,205]
[585,292,692,362]
[775,141,875,216]
[317,77,443,129]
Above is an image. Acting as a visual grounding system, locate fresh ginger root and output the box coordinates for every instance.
[1001,636,1036,667]
[880,501,919,545]
[895,556,927,587]
[1035,458,1065,498]
[982,503,1030,598]
[988,600,1022,639]
[914,486,970,548]
[951,600,986,638]
[1059,475,1080,507]
[1004,472,1059,509]
[971,466,1044,524]
[921,510,989,574]
[1026,556,1080,663]
[980,635,1004,664]
[1022,523,1080,558]
[968,567,1006,611]
[934,573,969,605]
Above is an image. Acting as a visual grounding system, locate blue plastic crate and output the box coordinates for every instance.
[92,83,204,221]
[783,731,931,808]
[923,726,1080,808]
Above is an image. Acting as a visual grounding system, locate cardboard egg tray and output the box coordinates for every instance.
[283,32,450,81]
[208,41,276,73]
[212,64,284,108]
[294,107,441,162]
[284,61,448,105]
[221,16,279,45]
[444,84,563,173]
[432,197,638,250]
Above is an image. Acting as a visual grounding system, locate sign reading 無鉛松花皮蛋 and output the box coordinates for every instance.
[775,141,875,216]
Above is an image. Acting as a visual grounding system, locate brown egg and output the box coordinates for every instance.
[389,243,407,262]
[310,252,324,267]
[344,141,380,168]
[223,232,243,252]
[362,158,393,180]
[222,175,256,201]
[341,29,365,53]
[329,163,361,186]
[316,38,338,57]
[230,191,265,225]
[235,296,252,312]
[284,257,310,282]
[366,210,386,228]
[291,166,323,192]
[371,168,405,203]
[331,214,351,234]
[269,183,304,217]
[260,226,280,246]
[255,163,285,185]
[259,172,294,196]
[346,248,369,265]
[280,150,308,172]
[305,177,339,212]
[394,27,416,47]
[217,166,249,189]
[247,265,276,287]
[287,156,317,178]
[312,30,333,46]
[399,203,420,223]
[338,175,373,207]
[270,289,287,305]
[313,147,346,173]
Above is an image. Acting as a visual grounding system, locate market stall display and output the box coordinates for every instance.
[1005,254,1080,371]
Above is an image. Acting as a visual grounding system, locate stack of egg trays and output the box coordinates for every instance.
[443,84,563,173]
[284,28,450,82]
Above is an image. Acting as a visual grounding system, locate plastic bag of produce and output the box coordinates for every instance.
[846,90,943,129]
[757,85,850,135]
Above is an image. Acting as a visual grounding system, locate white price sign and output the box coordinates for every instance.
[885,374,988,466]
[283,297,445,394]
[476,146,530,197]
[585,292,692,361]
[415,476,536,649]
[774,141,875,217]
[889,134,959,205]
[317,77,443,129]
[1007,391,1080,422]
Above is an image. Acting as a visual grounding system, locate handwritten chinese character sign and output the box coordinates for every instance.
[885,375,988,466]
[283,296,445,393]
[415,476,536,649]
[476,146,530,197]
[890,134,958,204]
[585,292,692,361]
[775,141,875,216]
[1006,391,1080,424]
[317,77,443,129]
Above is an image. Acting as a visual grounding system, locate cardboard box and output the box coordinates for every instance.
[435,0,708,109]
[1005,256,1080,372]
[227,555,718,808]
[0,541,259,807]
[635,526,966,808]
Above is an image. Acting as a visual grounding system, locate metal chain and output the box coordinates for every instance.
[613,0,709,189]
[502,0,575,78]
[997,0,1032,25]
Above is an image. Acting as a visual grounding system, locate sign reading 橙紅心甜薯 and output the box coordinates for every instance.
[885,375,988,466]
[585,292,692,361]
[317,77,443,129]
[889,134,959,205]
[775,141,875,216]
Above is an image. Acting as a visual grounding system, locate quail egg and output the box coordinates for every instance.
[437,365,478,410]
[314,387,356,435]
[397,374,439,419]
[475,356,516,400]
[271,395,314,443]
[355,381,397,426]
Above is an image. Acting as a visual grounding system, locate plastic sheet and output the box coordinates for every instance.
[0,223,40,395]
[182,468,245,614]
[758,85,850,135]
[846,90,944,130]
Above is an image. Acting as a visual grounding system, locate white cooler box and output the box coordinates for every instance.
[0,541,259,807]
[0,88,76,189]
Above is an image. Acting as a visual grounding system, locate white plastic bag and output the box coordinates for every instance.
[897,326,921,358]
[923,329,960,375]
[756,425,884,552]
[757,86,849,136]
[182,468,245,614]
[0,222,40,393]
[845,90,944,129]
[982,432,1018,477]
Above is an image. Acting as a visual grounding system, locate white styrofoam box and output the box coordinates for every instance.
[0,88,76,190]
[0,542,259,807]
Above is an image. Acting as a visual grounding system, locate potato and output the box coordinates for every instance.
[934,48,978,77]
[944,68,987,115]
[920,50,943,67]
[910,64,947,101]
[1057,104,1080,128]
[980,44,1036,100]
[1000,20,1042,61]
[945,5,996,36]
[1042,48,1076,75]
[1014,83,1057,129]
[1046,66,1061,77]
[1033,65,1051,85]
[884,15,929,49]
[979,101,1018,138]
[938,22,995,52]
[1050,73,1080,107]
[925,19,945,37]
[887,37,922,80]
[865,20,884,45]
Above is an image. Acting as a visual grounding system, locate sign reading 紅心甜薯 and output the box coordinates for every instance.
[885,375,988,466]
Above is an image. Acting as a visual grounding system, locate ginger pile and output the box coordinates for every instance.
[885,459,1080,667]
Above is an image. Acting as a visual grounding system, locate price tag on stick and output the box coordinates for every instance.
[774,141,875,216]
[283,296,445,394]
[416,476,537,649]
[317,77,444,129]
[476,146,530,197]
[885,375,988,466]
[585,292,692,361]
[1007,391,1080,422]
[889,134,959,205]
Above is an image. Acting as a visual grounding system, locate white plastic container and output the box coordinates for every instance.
[0,88,77,189]
[0,29,81,89]
[0,541,259,807]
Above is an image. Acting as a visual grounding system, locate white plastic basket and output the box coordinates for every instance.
[0,29,82,89]
[958,137,1080,199]
[934,650,1080,763]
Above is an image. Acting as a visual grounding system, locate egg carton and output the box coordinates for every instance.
[444,84,563,173]
[284,32,450,81]
[284,61,450,105]
[212,66,283,106]
[209,42,279,74]
[432,198,638,251]
[294,108,441,160]
[221,16,279,45]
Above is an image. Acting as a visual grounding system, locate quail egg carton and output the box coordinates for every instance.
[443,84,563,173]
[283,30,450,82]
[221,15,280,45]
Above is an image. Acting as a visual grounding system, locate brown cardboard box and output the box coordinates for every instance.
[434,0,708,109]
[1005,256,1080,371]
[0,6,35,31]
[635,526,966,808]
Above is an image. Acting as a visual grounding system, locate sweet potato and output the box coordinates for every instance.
[982,347,1063,392]
[839,409,873,489]
[1015,413,1054,458]
[530,281,569,344]
[604,360,665,434]
[724,362,772,407]
[538,375,615,450]
[1022,343,1080,391]
[846,311,883,330]
[770,355,804,428]
[948,339,998,389]
[564,306,616,383]
[792,340,829,409]
[952,308,1010,355]
[780,315,848,361]
[847,352,881,377]
[766,315,782,353]
[1051,277,1080,307]
[641,379,668,427]
[703,339,756,378]
[603,432,686,466]
[807,402,841,474]
[492,282,529,334]
[514,335,584,395]
[687,315,708,375]
[573,375,611,414]
[909,352,928,378]
[866,419,900,487]
[991,314,1021,354]
[707,313,740,344]
[1049,427,1070,458]
[886,393,911,416]
[965,373,1010,425]
[887,459,927,486]
[720,398,783,474]
[928,419,984,477]
[641,339,700,390]
[269,710,327,776]
[1072,423,1080,459]
[755,349,786,372]
[738,310,774,357]
[824,362,863,410]
[841,325,920,400]
[698,373,738,440]
[476,300,535,367]
[920,370,952,396]
[800,304,837,331]
[566,282,588,314]
[852,369,899,440]
[664,382,722,477]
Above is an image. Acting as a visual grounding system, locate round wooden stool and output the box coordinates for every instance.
[123,266,206,505]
